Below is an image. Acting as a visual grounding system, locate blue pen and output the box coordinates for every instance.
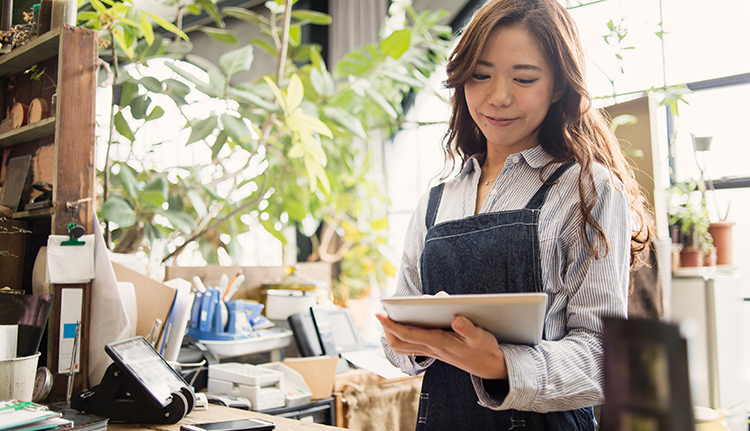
[190,292,203,329]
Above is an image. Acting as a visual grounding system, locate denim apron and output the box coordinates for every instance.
[416,162,596,430]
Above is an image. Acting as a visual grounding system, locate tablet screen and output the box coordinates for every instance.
[105,337,188,407]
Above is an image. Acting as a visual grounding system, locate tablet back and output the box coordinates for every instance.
[381,293,547,345]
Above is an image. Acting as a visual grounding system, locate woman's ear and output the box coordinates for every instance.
[552,82,566,103]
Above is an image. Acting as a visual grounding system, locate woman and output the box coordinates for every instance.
[377,0,653,429]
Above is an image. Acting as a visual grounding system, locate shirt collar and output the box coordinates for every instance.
[459,146,556,179]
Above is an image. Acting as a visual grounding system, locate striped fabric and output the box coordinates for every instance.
[381,145,632,413]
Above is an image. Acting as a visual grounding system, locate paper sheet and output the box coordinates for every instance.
[0,325,17,360]
[88,214,130,385]
[162,278,195,363]
[341,349,409,380]
[46,234,95,283]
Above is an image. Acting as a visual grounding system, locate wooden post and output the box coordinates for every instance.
[48,24,97,401]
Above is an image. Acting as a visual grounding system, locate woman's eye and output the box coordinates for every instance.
[516,78,538,84]
[472,73,490,81]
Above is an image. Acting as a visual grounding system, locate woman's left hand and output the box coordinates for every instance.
[376,313,508,380]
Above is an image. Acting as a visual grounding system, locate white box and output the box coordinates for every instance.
[258,362,312,407]
[208,362,283,387]
[207,377,286,411]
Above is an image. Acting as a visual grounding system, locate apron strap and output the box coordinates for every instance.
[425,183,445,230]
[525,161,575,210]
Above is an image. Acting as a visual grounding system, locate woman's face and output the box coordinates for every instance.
[464,24,561,156]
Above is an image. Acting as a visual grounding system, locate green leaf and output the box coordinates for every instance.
[102,196,137,227]
[163,78,190,95]
[187,190,208,218]
[251,38,277,56]
[380,28,410,59]
[187,115,218,145]
[117,165,139,199]
[194,0,225,28]
[290,10,332,25]
[221,114,253,145]
[211,131,228,160]
[118,81,138,107]
[364,87,398,118]
[227,87,277,111]
[77,11,99,22]
[89,0,108,14]
[288,26,301,46]
[158,209,195,233]
[139,14,154,46]
[323,107,366,139]
[260,218,286,243]
[197,26,239,45]
[143,222,164,243]
[139,190,165,208]
[112,28,135,59]
[309,66,334,97]
[164,62,214,95]
[286,74,304,110]
[144,176,169,198]
[143,10,189,41]
[139,76,163,93]
[168,194,184,212]
[145,106,164,122]
[263,76,286,111]
[219,45,254,76]
[371,217,388,231]
[114,111,135,141]
[129,95,152,119]
[222,7,268,26]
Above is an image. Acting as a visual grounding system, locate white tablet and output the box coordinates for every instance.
[381,293,547,345]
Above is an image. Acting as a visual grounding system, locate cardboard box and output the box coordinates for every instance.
[112,263,176,348]
[282,356,338,400]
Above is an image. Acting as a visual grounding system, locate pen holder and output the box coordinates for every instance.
[0,352,40,402]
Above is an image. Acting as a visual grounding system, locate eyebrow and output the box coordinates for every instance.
[476,59,542,71]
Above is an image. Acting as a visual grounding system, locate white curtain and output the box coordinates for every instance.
[328,0,390,65]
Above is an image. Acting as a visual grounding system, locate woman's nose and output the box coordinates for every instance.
[487,80,512,107]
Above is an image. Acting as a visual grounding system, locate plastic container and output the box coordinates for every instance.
[0,352,40,402]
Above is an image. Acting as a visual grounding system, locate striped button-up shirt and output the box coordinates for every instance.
[382,145,631,413]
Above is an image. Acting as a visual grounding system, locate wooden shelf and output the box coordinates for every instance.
[0,27,62,76]
[0,117,55,149]
[12,206,54,220]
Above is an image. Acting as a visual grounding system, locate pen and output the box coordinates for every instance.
[224,274,245,301]
[66,320,81,406]
[0,401,34,413]
[222,272,243,301]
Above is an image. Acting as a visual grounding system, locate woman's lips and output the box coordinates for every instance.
[484,115,517,127]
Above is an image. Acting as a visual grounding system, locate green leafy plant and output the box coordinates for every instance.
[667,179,713,254]
[81,0,451,299]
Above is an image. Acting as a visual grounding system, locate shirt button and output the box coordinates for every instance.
[511,156,519,163]
[489,189,497,196]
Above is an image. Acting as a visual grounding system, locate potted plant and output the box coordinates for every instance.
[667,179,713,267]
[81,0,451,293]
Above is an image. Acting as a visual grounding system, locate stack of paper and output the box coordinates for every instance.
[0,401,71,431]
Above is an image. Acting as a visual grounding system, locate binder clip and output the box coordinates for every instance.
[61,223,85,246]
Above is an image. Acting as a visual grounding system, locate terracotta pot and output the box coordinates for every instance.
[703,249,717,267]
[679,249,703,268]
[708,222,734,266]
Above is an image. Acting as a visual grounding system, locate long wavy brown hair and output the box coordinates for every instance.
[443,0,652,269]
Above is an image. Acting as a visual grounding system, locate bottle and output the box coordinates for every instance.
[50,0,76,29]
